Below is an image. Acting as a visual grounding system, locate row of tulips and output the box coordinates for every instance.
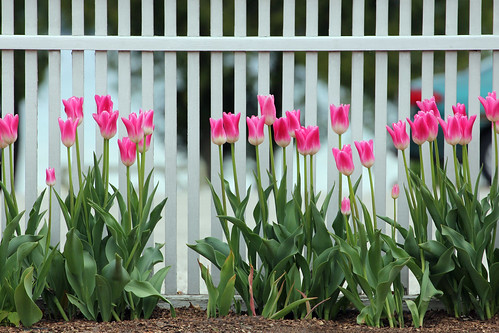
[0,95,173,327]
[195,91,498,326]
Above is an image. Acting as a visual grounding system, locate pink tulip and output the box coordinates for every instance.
[117,137,137,167]
[330,103,350,135]
[209,117,226,146]
[223,112,241,143]
[285,110,301,138]
[418,111,439,142]
[438,115,462,146]
[407,113,430,145]
[386,120,410,151]
[0,113,19,145]
[452,103,467,117]
[341,197,351,215]
[295,126,321,156]
[247,116,265,146]
[62,96,84,126]
[354,139,375,168]
[458,114,477,145]
[295,127,309,155]
[332,144,354,176]
[58,117,78,148]
[257,95,276,125]
[137,134,152,153]
[46,167,56,187]
[122,113,144,144]
[416,96,441,119]
[478,91,499,122]
[93,110,119,140]
[273,117,291,148]
[391,184,399,199]
[140,109,155,135]
[94,95,113,114]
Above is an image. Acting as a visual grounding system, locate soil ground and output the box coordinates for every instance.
[0,306,498,332]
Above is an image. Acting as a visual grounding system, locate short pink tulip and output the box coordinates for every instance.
[209,117,226,146]
[391,184,400,199]
[438,115,462,146]
[452,103,467,117]
[58,117,78,148]
[478,91,499,122]
[138,134,152,153]
[285,110,301,138]
[332,144,354,176]
[416,96,441,119]
[341,197,351,215]
[257,95,276,125]
[407,113,430,145]
[140,109,155,135]
[122,113,144,144]
[458,114,477,145]
[295,126,320,156]
[93,110,119,140]
[118,137,137,167]
[273,117,291,148]
[46,167,56,187]
[386,120,410,151]
[330,103,350,135]
[223,112,241,144]
[354,139,375,168]
[0,113,19,145]
[94,95,113,114]
[62,96,84,126]
[247,116,265,146]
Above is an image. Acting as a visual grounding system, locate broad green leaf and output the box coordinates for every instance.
[64,229,84,277]
[218,274,236,316]
[405,300,420,328]
[25,189,46,235]
[14,267,42,327]
[95,275,112,322]
[67,294,95,320]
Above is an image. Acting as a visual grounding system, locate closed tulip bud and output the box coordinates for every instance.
[330,103,350,135]
[223,112,241,143]
[257,95,276,125]
[247,116,265,146]
[458,114,477,145]
[285,110,301,138]
[209,117,226,146]
[58,117,79,148]
[93,110,119,140]
[332,144,354,176]
[407,113,430,145]
[391,184,399,199]
[273,117,291,148]
[341,197,351,216]
[478,91,499,122]
[122,113,144,144]
[0,114,19,145]
[354,140,375,168]
[63,96,84,126]
[386,120,410,151]
[46,167,56,187]
[140,109,155,135]
[118,137,137,166]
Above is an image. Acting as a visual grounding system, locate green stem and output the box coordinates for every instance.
[230,143,240,201]
[136,143,143,221]
[46,187,52,253]
[255,146,267,236]
[219,145,227,214]
[338,134,343,207]
[344,214,352,245]
[295,142,300,187]
[126,166,131,233]
[392,198,396,241]
[282,146,287,177]
[104,138,109,204]
[368,167,376,230]
[494,121,498,172]
[429,142,437,199]
[462,145,472,192]
[8,144,17,210]
[74,130,82,188]
[347,175,359,235]
[304,154,308,211]
[309,155,314,199]
[402,150,416,208]
[453,145,460,190]
[2,149,8,221]
[67,147,74,218]
[418,145,425,184]
[112,309,121,322]
[268,125,277,195]
[52,293,69,321]
[385,298,395,328]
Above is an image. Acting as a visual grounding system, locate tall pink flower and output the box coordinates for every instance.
[58,117,78,148]
[416,96,441,119]
[407,113,430,145]
[341,197,351,215]
[332,144,354,176]
[273,117,291,148]
[478,91,499,122]
[386,120,410,151]
[438,115,462,146]
[458,114,477,145]
[247,116,265,146]
[295,126,320,156]
[330,103,350,135]
[257,95,276,125]
[285,110,301,138]
[93,110,119,140]
[118,137,137,167]
[140,109,155,135]
[137,134,152,153]
[122,113,144,144]
[391,184,399,199]
[94,95,113,114]
[62,96,84,126]
[209,117,226,146]
[354,139,375,168]
[46,167,56,187]
[0,114,19,145]
[223,112,241,144]
[452,103,467,117]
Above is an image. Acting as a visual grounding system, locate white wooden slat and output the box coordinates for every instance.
[48,0,62,246]
[1,0,14,232]
[187,0,200,294]
[495,0,499,249]
[328,0,342,215]
[374,0,388,232]
[94,0,108,159]
[306,0,318,189]
[164,0,178,294]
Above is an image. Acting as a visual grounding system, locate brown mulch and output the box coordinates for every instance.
[0,306,498,332]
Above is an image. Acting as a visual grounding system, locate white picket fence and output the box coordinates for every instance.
[1,0,498,295]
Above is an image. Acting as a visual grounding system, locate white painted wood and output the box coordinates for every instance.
[306,0,318,190]
[495,0,499,92]
[95,0,108,159]
[258,0,270,189]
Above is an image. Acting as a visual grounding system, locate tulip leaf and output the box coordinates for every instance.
[14,267,42,327]
[95,275,112,322]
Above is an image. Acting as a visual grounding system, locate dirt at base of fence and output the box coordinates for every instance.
[1,305,498,332]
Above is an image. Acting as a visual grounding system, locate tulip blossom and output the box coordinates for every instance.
[118,137,137,167]
[140,109,155,135]
[332,144,354,176]
[247,116,265,146]
[257,95,276,125]
[223,112,241,143]
[58,117,79,148]
[391,184,399,199]
[478,91,499,122]
[95,95,113,114]
[330,103,350,135]
[438,115,462,146]
[46,167,56,187]
[0,113,19,145]
[62,96,84,126]
[452,103,467,117]
[407,113,430,145]
[285,110,301,138]
[273,117,291,148]
[122,113,144,144]
[354,140,375,168]
[341,197,351,215]
[416,96,441,119]
[295,126,320,156]
[386,120,410,151]
[209,117,226,146]
[137,134,152,153]
[93,110,119,140]
[458,114,477,145]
